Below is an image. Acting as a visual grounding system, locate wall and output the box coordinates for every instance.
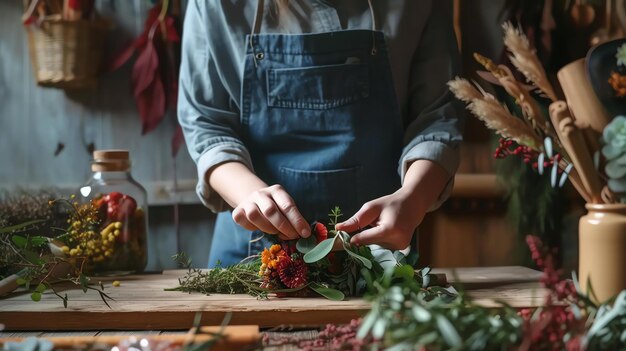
[1,0,529,270]
[0,0,214,270]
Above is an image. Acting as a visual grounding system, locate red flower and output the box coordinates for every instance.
[276,256,308,289]
[314,222,328,243]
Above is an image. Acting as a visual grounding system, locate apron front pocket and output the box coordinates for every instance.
[267,63,369,110]
[278,165,361,221]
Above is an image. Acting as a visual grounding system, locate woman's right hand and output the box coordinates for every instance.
[208,162,311,240]
[231,184,311,241]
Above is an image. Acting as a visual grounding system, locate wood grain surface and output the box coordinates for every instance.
[0,267,547,331]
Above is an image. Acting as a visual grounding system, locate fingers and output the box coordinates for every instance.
[335,202,380,233]
[349,225,387,247]
[350,224,413,251]
[255,192,300,240]
[232,185,308,240]
[232,203,279,234]
[270,189,311,238]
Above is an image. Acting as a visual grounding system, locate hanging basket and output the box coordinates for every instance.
[25,16,110,89]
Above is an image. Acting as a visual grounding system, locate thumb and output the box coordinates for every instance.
[335,203,380,233]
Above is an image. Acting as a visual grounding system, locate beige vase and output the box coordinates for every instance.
[579,204,626,303]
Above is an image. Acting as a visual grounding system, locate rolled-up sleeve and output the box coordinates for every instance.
[178,0,253,212]
[400,0,464,211]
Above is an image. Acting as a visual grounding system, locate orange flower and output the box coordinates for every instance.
[260,244,287,275]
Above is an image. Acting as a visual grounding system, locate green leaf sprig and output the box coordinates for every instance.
[299,207,373,270]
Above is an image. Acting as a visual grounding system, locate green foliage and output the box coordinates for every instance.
[1,218,112,309]
[328,206,343,226]
[303,237,337,264]
[170,254,267,298]
[295,234,317,254]
[358,265,523,350]
[309,282,345,301]
[341,237,373,269]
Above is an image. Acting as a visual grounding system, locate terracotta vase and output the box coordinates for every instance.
[579,203,626,303]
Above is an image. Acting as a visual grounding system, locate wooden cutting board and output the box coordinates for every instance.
[0,266,546,331]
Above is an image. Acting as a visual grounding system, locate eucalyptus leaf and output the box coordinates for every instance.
[393,250,407,265]
[296,235,318,254]
[357,306,378,339]
[416,332,439,346]
[303,237,336,263]
[343,242,372,269]
[337,230,350,242]
[385,341,415,351]
[412,305,431,322]
[372,317,388,340]
[436,314,462,347]
[309,282,345,301]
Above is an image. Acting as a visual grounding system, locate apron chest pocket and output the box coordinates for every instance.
[278,166,361,220]
[267,63,370,110]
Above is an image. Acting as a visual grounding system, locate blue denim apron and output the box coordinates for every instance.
[209,0,403,267]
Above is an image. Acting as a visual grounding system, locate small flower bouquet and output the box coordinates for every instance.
[174,207,431,301]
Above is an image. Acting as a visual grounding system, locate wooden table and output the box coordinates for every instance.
[0,266,546,331]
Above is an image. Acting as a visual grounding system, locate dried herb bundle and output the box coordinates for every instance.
[0,189,68,232]
[169,253,267,298]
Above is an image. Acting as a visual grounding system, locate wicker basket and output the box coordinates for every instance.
[25,16,110,89]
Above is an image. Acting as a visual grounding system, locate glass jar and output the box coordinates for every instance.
[78,149,148,275]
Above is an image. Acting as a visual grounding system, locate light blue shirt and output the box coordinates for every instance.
[178,0,463,212]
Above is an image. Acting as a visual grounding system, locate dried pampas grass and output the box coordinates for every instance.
[448,77,482,103]
[503,22,558,102]
[469,98,543,151]
[449,78,543,150]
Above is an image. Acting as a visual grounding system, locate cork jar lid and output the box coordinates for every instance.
[92,149,131,172]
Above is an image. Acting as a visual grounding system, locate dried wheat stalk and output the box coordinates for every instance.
[502,22,558,102]
[448,78,543,150]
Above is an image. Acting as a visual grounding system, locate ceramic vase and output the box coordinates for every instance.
[579,203,626,303]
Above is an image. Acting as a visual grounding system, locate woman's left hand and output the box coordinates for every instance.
[335,159,449,250]
[335,188,424,250]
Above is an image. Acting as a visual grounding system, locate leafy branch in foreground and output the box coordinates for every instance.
[358,265,522,350]
[1,196,114,308]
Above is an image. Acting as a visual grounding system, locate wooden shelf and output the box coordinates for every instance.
[451,173,505,198]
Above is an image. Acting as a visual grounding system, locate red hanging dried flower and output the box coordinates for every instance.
[277,256,308,289]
